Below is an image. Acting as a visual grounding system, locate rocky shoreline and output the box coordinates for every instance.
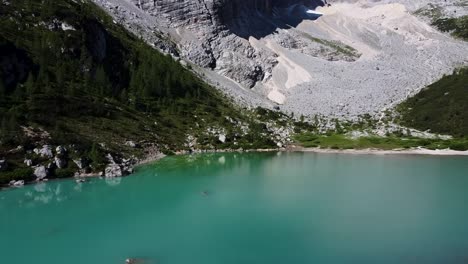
[4,144,468,190]
[296,147,468,156]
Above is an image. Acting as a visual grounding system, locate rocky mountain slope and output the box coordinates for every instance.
[93,0,468,119]
[0,0,296,186]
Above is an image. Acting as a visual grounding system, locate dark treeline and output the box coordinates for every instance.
[0,0,236,147]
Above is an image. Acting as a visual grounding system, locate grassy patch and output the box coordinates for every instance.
[301,32,360,58]
[432,15,468,41]
[294,133,468,151]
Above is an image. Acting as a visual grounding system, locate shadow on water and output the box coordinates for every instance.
[221,0,325,39]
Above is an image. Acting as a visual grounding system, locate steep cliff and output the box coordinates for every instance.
[93,0,468,119]
[97,0,326,89]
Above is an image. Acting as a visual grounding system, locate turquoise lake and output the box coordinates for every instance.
[1,152,468,264]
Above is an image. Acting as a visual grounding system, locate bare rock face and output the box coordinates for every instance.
[117,0,326,88]
[93,0,468,118]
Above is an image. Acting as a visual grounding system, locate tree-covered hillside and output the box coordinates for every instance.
[397,12,468,141]
[432,15,468,41]
[0,0,286,184]
[398,68,468,138]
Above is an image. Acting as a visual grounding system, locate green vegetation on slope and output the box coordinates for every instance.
[432,15,468,41]
[0,0,280,184]
[397,68,468,138]
[294,133,468,151]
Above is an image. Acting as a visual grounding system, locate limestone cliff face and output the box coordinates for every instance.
[133,0,323,36]
[121,0,324,88]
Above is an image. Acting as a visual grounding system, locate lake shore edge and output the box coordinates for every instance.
[292,147,468,156]
[3,146,468,191]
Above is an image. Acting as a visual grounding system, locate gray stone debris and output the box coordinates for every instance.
[105,163,123,178]
[34,145,53,158]
[104,154,135,177]
[92,0,468,120]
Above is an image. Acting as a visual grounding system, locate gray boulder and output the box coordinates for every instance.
[125,141,137,148]
[24,159,33,167]
[54,156,67,169]
[104,163,123,178]
[9,180,25,187]
[34,166,48,180]
[34,145,53,158]
[218,134,227,143]
[56,146,66,155]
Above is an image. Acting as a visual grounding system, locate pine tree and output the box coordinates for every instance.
[13,84,25,101]
[88,143,105,169]
[0,79,6,99]
[24,72,35,95]
[95,65,109,96]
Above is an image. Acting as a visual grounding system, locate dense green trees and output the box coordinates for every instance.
[0,0,276,156]
[398,68,468,138]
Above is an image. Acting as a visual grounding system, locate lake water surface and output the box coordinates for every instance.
[1,152,468,264]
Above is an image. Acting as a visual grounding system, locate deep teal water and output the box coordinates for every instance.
[1,152,468,264]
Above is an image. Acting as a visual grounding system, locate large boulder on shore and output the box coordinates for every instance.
[34,166,48,180]
[105,164,123,178]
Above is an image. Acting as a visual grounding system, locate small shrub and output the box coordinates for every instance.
[54,168,76,178]
[0,168,34,185]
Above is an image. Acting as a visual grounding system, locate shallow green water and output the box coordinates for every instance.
[1,152,468,264]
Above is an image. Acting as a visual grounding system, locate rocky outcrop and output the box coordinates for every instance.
[104,154,135,177]
[94,0,468,119]
[54,156,67,169]
[34,145,53,158]
[94,0,325,89]
[34,166,48,180]
[105,163,123,178]
[9,180,25,187]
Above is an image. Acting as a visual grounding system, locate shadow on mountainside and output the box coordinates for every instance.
[222,1,325,39]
